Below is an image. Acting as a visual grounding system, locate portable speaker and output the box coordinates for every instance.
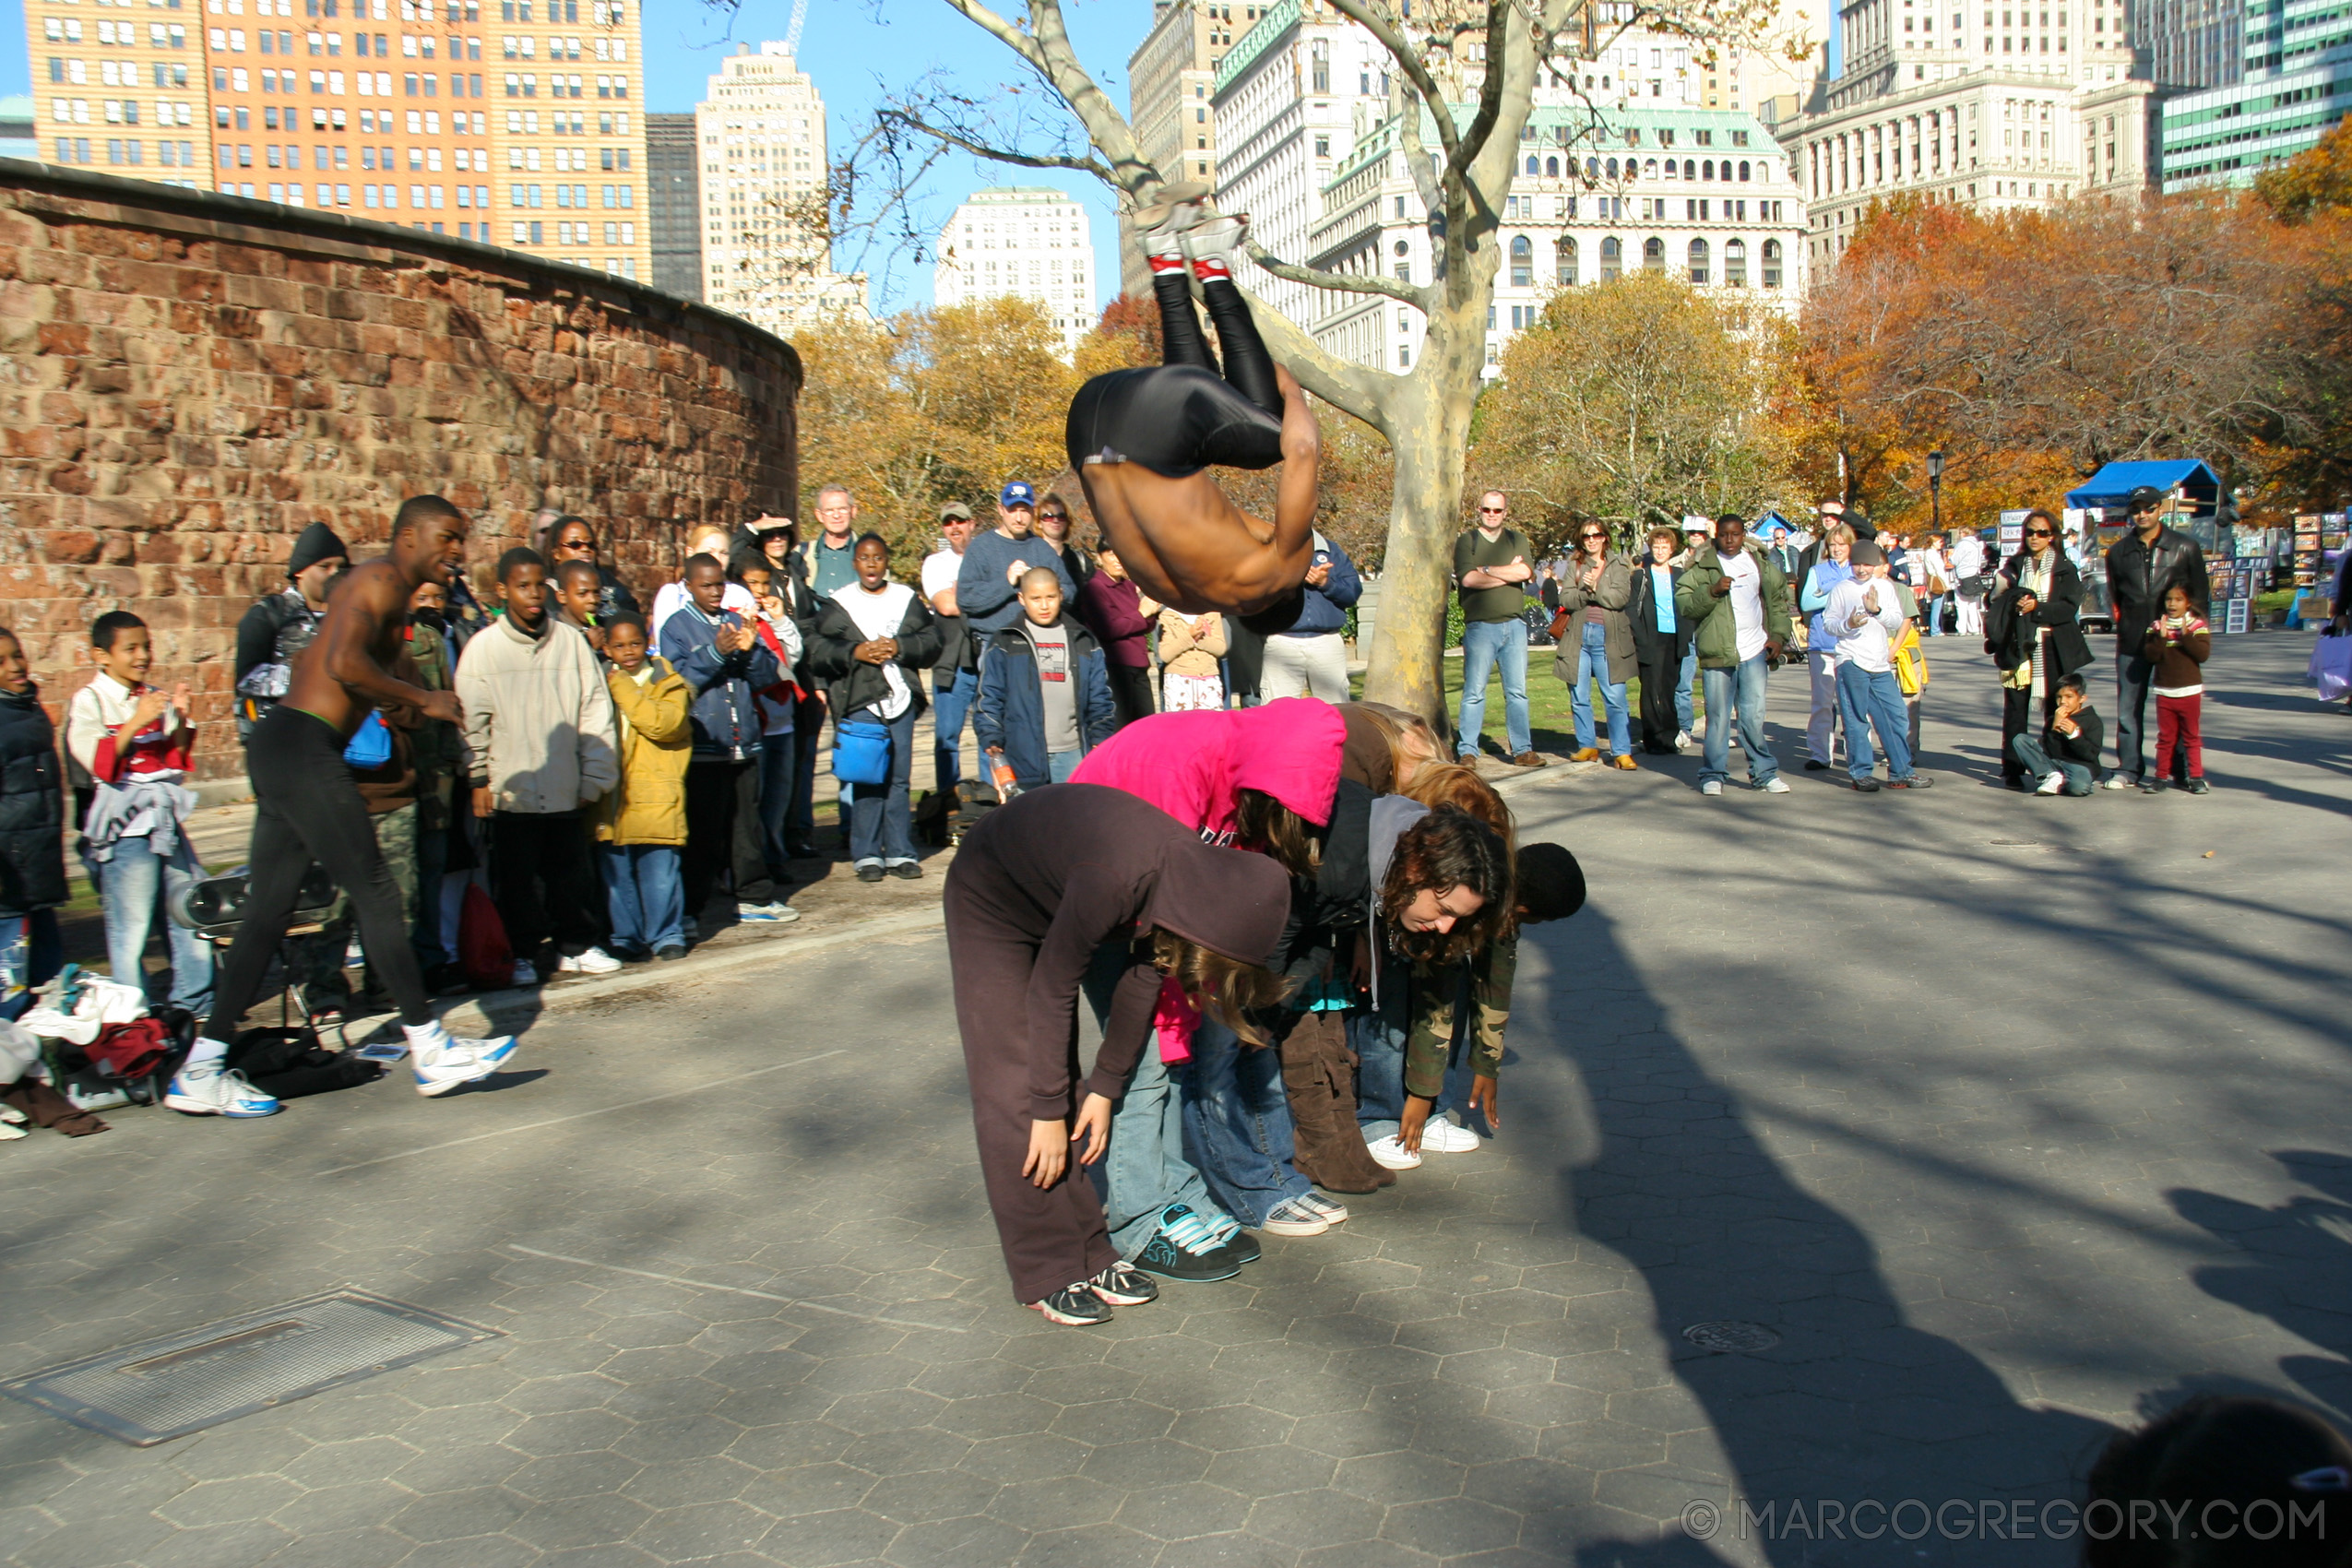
[169,865,343,942]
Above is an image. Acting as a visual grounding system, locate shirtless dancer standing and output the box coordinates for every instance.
[167,494,517,1118]
[1068,189,1317,623]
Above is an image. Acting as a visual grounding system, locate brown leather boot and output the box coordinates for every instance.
[1277,1014,1394,1194]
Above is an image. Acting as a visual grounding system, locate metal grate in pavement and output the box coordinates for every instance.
[0,1289,501,1445]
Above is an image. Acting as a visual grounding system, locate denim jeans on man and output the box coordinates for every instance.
[1457,617,1531,758]
[93,833,212,1014]
[1047,750,1082,784]
[1570,619,1631,755]
[1180,1016,1312,1227]
[1675,647,1698,735]
[2010,733,2091,795]
[2113,647,2155,783]
[931,666,980,791]
[1349,1000,1470,1141]
[840,706,920,870]
[600,843,683,954]
[1081,943,1234,1257]
[1835,659,1916,781]
[1699,654,1779,788]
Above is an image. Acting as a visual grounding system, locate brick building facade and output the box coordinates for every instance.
[0,160,799,783]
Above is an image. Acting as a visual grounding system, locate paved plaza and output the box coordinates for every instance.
[3,634,2347,1568]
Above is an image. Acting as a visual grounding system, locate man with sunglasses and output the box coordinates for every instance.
[1453,492,1545,768]
[2103,485,2209,790]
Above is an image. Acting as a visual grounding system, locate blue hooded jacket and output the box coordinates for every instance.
[973,620,1117,790]
[1273,536,1363,637]
[659,603,782,760]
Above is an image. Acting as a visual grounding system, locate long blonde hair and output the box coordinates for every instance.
[1153,930,1291,1047]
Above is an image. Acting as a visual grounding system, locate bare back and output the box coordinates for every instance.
[284,557,422,737]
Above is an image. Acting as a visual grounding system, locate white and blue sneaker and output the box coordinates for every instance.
[410,1031,520,1099]
[164,1062,281,1118]
[738,901,801,923]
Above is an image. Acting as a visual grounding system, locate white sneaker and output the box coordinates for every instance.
[1419,1120,1481,1154]
[2037,773,2066,795]
[2100,776,2129,790]
[1675,730,1692,749]
[1760,777,1791,794]
[738,901,802,923]
[1701,779,1725,797]
[1366,1134,1423,1170]
[555,946,623,976]
[164,1063,281,1118]
[412,1033,520,1098]
[1296,1193,1349,1225]
[1262,1197,1331,1237]
[510,960,540,988]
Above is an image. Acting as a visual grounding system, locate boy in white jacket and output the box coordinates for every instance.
[455,548,620,984]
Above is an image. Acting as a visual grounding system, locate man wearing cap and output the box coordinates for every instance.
[922,503,983,790]
[793,485,861,601]
[234,522,350,749]
[956,482,1079,647]
[2103,484,2209,790]
[1824,540,1931,791]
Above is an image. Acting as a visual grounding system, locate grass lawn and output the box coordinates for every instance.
[1354,643,1709,755]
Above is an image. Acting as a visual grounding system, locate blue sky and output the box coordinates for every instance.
[1,0,1150,313]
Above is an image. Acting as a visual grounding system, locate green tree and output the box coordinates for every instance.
[1475,270,1799,539]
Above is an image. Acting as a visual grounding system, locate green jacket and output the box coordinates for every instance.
[1674,542,1793,670]
[1406,935,1515,1099]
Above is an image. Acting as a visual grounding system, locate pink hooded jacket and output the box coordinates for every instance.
[1070,697,1346,842]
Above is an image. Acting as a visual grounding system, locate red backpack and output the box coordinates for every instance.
[458,882,514,992]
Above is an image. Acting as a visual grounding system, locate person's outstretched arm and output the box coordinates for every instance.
[1272,364,1319,559]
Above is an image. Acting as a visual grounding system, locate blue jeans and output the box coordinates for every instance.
[842,706,919,868]
[1699,655,1779,788]
[1922,594,1951,636]
[756,727,796,875]
[932,667,980,791]
[1351,988,1473,1140]
[1675,647,1698,734]
[1048,750,1082,784]
[92,833,212,1015]
[1181,1016,1311,1227]
[1569,620,1631,754]
[600,843,683,954]
[1082,942,1229,1257]
[2011,733,2091,794]
[785,694,824,851]
[1457,617,1530,758]
[1835,661,1915,780]
[0,909,63,1022]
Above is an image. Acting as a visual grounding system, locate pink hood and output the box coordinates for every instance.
[1071,697,1345,839]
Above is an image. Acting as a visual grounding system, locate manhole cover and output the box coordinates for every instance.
[1,1289,501,1445]
[1682,1321,1780,1354]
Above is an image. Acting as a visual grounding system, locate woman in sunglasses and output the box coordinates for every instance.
[1989,509,2095,790]
[537,514,642,622]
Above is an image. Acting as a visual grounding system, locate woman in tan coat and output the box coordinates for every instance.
[1158,608,1229,713]
[596,613,695,960]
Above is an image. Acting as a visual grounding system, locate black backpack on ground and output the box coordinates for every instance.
[226,1028,383,1100]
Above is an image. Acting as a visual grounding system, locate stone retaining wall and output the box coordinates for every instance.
[0,160,801,784]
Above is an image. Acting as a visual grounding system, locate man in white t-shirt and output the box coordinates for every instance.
[921,503,980,790]
[1949,529,1990,637]
[1825,540,1930,791]
[1674,514,1792,798]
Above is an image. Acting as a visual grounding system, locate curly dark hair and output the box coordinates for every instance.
[1381,807,1512,964]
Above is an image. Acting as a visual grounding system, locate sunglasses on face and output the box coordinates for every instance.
[2025,529,2054,538]
[1042,513,1068,523]
[1479,506,1506,515]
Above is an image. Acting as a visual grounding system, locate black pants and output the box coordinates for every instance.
[1064,273,1284,477]
[208,704,431,1039]
[683,756,774,914]
[489,810,600,961]
[1635,653,1681,753]
[1105,663,1157,730]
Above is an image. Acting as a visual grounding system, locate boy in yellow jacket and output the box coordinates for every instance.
[597,614,695,960]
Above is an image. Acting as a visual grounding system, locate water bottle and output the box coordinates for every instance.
[990,755,1023,803]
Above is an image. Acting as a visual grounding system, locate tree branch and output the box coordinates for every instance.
[874,108,1117,182]
[1321,0,1462,167]
[1248,240,1434,310]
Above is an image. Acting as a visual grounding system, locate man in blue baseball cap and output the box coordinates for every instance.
[956,479,1079,642]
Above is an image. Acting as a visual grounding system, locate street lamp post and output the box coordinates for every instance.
[1927,448,1946,535]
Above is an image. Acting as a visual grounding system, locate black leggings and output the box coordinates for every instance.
[1064,271,1285,478]
[208,704,432,1039]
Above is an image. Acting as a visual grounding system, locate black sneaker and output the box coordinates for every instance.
[1087,1263,1160,1306]
[889,861,923,880]
[1220,1229,1263,1265]
[1886,774,1932,789]
[1803,759,1830,771]
[1851,778,1883,793]
[1132,1230,1242,1283]
[2138,778,2166,795]
[856,863,885,883]
[2187,778,2211,795]
[654,944,687,962]
[1028,1283,1111,1325]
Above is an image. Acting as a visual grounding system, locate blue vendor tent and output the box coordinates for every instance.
[2065,459,2226,516]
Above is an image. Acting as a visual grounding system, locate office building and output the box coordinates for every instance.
[1309,105,1808,373]
[25,0,207,186]
[646,110,701,300]
[1123,0,1232,295]
[1,96,37,161]
[2156,0,2349,187]
[480,0,650,281]
[933,186,1098,358]
[1787,0,2158,262]
[695,43,865,331]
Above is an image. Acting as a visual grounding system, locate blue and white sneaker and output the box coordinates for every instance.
[738,901,801,923]
[1157,1203,1229,1253]
[164,1063,281,1118]
[410,1033,519,1099]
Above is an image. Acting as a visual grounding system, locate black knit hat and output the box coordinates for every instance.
[287,522,350,577]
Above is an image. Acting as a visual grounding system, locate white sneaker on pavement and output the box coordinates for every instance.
[1296,1193,1349,1224]
[411,1033,520,1098]
[2037,773,2066,795]
[1419,1120,1482,1154]
[510,960,540,988]
[555,946,623,976]
[1760,777,1791,794]
[738,902,801,923]
[1262,1197,1331,1237]
[1701,779,1725,797]
[1366,1134,1423,1170]
[164,1063,281,1118]
[2100,776,2130,790]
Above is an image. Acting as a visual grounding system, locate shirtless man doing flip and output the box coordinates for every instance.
[167,494,517,1118]
[1067,189,1317,622]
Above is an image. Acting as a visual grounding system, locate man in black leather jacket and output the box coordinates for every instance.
[2102,485,2210,790]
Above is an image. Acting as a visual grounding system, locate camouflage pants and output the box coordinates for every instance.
[292,802,419,1009]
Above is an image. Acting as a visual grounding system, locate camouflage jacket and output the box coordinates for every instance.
[1405,933,1515,1099]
